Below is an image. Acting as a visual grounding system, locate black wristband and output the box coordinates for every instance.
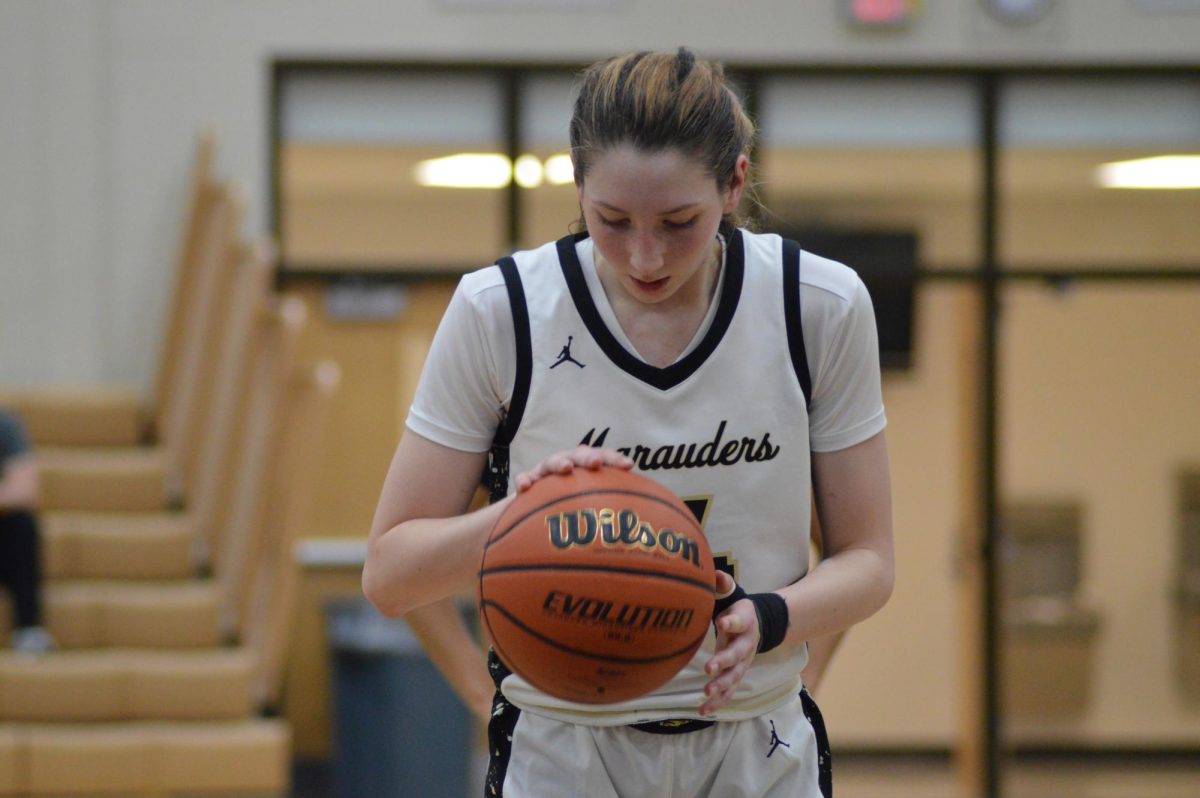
[711,584,789,654]
[712,583,746,619]
[748,592,789,654]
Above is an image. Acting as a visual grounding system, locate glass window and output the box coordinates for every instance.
[999,77,1200,270]
[519,72,579,250]
[759,76,981,271]
[279,70,506,271]
[999,281,1200,749]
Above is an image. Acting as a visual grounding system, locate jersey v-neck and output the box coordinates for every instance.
[576,236,727,364]
[555,229,745,391]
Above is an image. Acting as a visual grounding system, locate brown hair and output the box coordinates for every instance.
[569,48,756,228]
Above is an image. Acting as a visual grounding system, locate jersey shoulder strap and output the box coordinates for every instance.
[781,238,813,407]
[485,255,533,503]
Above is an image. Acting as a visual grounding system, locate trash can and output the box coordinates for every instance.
[326,598,472,798]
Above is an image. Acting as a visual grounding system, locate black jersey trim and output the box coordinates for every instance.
[496,256,532,444]
[783,239,813,407]
[485,257,532,503]
[800,687,833,797]
[485,649,519,797]
[556,229,745,391]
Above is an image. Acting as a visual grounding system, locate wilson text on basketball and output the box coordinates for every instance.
[546,508,701,567]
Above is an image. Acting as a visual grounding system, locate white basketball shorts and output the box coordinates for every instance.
[485,684,832,798]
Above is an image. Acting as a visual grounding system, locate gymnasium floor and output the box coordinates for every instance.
[292,752,1200,797]
[834,754,1200,798]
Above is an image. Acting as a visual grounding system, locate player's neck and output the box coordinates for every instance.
[598,238,724,368]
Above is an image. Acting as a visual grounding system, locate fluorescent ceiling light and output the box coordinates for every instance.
[415,153,511,188]
[544,153,575,186]
[415,152,575,188]
[1095,155,1200,189]
[514,154,544,188]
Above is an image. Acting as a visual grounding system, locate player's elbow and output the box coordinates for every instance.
[871,548,895,613]
[361,551,412,618]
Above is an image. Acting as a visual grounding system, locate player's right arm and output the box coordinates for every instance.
[362,431,504,618]
[364,435,633,617]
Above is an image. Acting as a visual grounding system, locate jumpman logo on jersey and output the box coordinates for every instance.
[549,335,586,369]
[766,720,790,758]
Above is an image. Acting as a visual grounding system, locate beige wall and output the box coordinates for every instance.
[4,0,1200,387]
[1000,283,1200,745]
[820,281,1200,748]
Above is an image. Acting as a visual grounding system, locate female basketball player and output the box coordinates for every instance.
[364,48,894,797]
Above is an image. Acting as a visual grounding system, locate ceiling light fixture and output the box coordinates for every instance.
[513,154,544,189]
[543,154,575,186]
[415,152,576,189]
[414,153,512,188]
[1095,155,1200,189]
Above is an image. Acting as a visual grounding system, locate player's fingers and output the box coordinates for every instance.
[570,445,633,470]
[708,658,748,692]
[700,661,748,714]
[515,455,571,491]
[713,569,736,597]
[717,610,751,636]
[515,447,633,492]
[704,632,754,679]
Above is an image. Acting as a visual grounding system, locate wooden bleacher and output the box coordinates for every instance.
[0,131,342,797]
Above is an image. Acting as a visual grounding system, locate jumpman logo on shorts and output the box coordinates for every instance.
[766,720,790,758]
[550,335,586,369]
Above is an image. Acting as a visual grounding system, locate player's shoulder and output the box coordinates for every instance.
[455,239,564,324]
[457,262,507,301]
[460,239,560,296]
[739,228,863,305]
[799,249,864,306]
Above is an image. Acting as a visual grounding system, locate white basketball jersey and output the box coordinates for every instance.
[493,229,817,725]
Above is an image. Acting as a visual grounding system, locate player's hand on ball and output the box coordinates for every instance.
[701,570,760,715]
[514,446,634,493]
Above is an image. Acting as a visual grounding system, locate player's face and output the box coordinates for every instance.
[578,145,747,307]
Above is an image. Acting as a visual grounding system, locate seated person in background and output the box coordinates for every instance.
[0,409,55,654]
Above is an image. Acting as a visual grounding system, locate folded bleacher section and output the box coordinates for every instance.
[0,131,340,796]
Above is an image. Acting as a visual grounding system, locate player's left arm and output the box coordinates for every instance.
[800,503,845,694]
[702,431,893,713]
[784,430,894,642]
[404,596,495,721]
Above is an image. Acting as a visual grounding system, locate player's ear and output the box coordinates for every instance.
[722,154,750,215]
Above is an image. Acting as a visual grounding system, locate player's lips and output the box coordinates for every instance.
[631,276,669,292]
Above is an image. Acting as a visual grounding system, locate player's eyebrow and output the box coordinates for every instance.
[594,200,702,216]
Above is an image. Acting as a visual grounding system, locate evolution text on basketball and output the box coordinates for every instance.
[542,590,695,633]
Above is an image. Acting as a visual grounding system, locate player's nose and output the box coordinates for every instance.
[628,231,664,276]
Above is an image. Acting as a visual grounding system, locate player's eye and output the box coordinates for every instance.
[598,216,630,229]
[664,217,699,230]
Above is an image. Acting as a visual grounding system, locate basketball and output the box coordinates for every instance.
[478,466,715,704]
